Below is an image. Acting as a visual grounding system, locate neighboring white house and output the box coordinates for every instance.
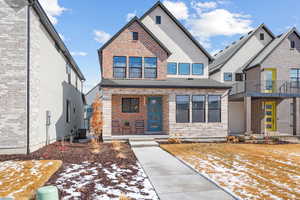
[209,24,275,134]
[0,0,86,154]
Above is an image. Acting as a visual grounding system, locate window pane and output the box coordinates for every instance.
[144,68,157,78]
[113,56,126,67]
[176,95,189,123]
[144,57,157,68]
[224,72,233,81]
[167,62,177,75]
[192,95,205,122]
[192,63,204,75]
[235,73,243,81]
[122,98,139,113]
[129,68,142,78]
[129,57,142,68]
[179,63,190,75]
[132,32,138,40]
[114,67,126,78]
[208,95,221,122]
[156,16,161,24]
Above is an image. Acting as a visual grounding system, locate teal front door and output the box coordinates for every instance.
[147,97,163,132]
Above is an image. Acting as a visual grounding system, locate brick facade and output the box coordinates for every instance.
[102,21,169,80]
[102,87,228,137]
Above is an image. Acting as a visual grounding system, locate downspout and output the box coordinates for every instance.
[26,0,34,155]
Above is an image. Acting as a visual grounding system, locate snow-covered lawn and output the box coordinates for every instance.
[0,160,62,199]
[54,161,158,200]
[161,143,300,200]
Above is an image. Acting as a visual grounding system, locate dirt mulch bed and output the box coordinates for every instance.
[0,142,158,200]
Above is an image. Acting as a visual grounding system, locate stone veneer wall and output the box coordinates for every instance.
[101,21,169,80]
[0,1,28,153]
[102,87,228,137]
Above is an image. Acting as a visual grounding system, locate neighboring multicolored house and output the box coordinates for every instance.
[210,24,300,136]
[98,2,231,140]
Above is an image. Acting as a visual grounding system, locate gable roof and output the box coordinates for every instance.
[140,1,213,62]
[245,27,300,70]
[30,0,85,80]
[97,16,171,73]
[209,24,275,75]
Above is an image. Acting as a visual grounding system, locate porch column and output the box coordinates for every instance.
[244,96,252,134]
[102,90,112,137]
[296,98,300,136]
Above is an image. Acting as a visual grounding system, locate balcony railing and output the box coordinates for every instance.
[230,80,300,96]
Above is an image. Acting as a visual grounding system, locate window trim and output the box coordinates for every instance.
[192,95,206,123]
[144,57,157,78]
[208,95,221,123]
[113,56,127,79]
[167,62,177,75]
[224,72,233,81]
[129,56,142,78]
[176,95,190,123]
[122,98,140,113]
[132,32,139,40]
[178,63,191,75]
[156,16,161,24]
[192,63,204,75]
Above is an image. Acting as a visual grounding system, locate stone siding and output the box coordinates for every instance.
[101,21,169,80]
[0,1,27,152]
[102,87,228,137]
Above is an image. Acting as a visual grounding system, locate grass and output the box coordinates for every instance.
[161,143,300,200]
[0,160,62,199]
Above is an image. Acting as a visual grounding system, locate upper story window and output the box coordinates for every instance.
[224,72,233,81]
[75,76,78,90]
[144,57,157,78]
[113,56,127,78]
[235,73,243,81]
[260,33,264,40]
[129,57,142,78]
[156,16,161,24]
[66,99,71,123]
[167,62,177,75]
[290,69,300,88]
[66,64,71,84]
[132,32,139,40]
[192,63,204,75]
[178,63,190,75]
[291,40,295,49]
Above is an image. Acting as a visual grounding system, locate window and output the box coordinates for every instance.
[192,63,204,75]
[235,73,243,81]
[192,95,205,123]
[156,16,161,24]
[75,76,78,90]
[291,40,295,49]
[144,57,157,78]
[113,56,127,78]
[224,72,233,81]
[129,57,142,78]
[260,33,264,40]
[208,95,221,122]
[167,62,177,75]
[132,32,138,40]
[122,98,139,113]
[178,63,190,75]
[66,64,71,84]
[66,100,71,123]
[290,69,300,88]
[176,95,190,123]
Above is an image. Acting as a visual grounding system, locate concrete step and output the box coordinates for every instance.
[129,140,159,148]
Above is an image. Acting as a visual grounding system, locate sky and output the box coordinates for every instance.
[39,0,300,92]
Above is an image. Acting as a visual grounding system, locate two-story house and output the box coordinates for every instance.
[0,0,86,154]
[210,25,300,136]
[98,2,231,140]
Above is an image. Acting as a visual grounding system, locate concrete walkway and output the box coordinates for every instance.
[132,147,235,200]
